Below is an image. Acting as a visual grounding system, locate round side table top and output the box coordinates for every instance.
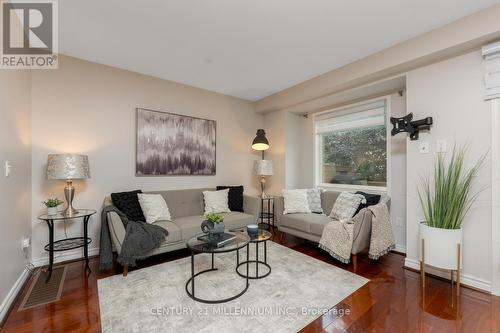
[38,209,97,221]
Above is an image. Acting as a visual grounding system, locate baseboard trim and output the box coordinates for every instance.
[404,258,492,293]
[32,247,100,267]
[0,267,32,326]
[394,244,407,254]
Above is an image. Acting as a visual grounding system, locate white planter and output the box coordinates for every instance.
[47,207,58,216]
[420,222,462,270]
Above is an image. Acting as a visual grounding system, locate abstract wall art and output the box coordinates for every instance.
[136,108,216,176]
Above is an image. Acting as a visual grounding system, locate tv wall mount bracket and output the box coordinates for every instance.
[390,113,433,140]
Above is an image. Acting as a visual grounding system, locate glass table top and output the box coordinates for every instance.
[186,232,250,253]
[230,227,272,243]
[38,209,97,220]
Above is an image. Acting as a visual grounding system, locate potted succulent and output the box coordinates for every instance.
[201,213,225,234]
[418,145,485,270]
[43,198,64,216]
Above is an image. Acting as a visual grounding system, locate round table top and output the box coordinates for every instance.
[230,227,272,243]
[38,209,97,221]
[186,232,250,253]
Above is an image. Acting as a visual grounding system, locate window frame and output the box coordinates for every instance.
[313,95,392,195]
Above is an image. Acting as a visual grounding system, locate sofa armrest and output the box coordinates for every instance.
[243,195,261,223]
[351,198,391,254]
[107,211,126,254]
[274,196,284,227]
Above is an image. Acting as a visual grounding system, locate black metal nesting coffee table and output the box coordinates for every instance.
[231,228,272,279]
[185,233,250,304]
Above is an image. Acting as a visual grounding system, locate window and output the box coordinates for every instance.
[315,99,387,189]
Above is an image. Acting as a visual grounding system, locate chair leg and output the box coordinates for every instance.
[352,254,357,272]
[123,264,129,277]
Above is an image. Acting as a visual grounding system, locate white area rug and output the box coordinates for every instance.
[98,242,368,333]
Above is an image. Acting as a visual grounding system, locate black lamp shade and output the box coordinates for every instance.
[252,129,269,151]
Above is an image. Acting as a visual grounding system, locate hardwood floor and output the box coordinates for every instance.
[2,232,499,333]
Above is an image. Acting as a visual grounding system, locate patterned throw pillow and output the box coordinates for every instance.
[203,189,231,214]
[137,194,172,224]
[306,188,324,214]
[329,192,366,221]
[282,189,311,214]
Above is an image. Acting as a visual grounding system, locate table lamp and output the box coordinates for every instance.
[253,160,274,198]
[46,154,90,216]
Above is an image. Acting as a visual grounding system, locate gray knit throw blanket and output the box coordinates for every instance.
[99,205,168,271]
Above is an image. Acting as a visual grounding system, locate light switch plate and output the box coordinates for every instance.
[4,161,11,177]
[436,139,447,153]
[419,141,430,154]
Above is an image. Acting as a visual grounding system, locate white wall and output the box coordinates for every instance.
[262,110,286,195]
[0,70,32,321]
[30,56,263,265]
[405,50,492,290]
[390,93,407,252]
[284,112,302,189]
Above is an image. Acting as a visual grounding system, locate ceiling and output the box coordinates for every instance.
[59,0,500,101]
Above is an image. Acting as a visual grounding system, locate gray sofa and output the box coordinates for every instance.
[104,188,260,275]
[275,190,390,270]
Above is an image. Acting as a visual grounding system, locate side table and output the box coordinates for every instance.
[260,196,275,231]
[38,209,96,283]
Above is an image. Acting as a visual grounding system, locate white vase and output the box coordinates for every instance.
[47,207,58,216]
[419,222,462,270]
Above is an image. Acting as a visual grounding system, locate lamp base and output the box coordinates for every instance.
[260,175,268,199]
[63,206,79,217]
[63,180,79,216]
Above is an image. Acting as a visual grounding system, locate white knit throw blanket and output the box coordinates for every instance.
[318,203,395,263]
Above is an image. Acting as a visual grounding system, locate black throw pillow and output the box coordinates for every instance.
[111,190,146,222]
[216,185,244,212]
[354,191,381,215]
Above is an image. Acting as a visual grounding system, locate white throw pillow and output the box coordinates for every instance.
[203,189,231,214]
[329,192,366,221]
[137,193,172,224]
[306,188,324,214]
[282,189,311,214]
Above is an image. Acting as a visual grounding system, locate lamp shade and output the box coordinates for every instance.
[251,129,269,151]
[253,160,274,176]
[47,154,90,180]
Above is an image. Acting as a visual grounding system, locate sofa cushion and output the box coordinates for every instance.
[138,193,172,223]
[220,212,254,229]
[308,215,333,236]
[280,214,311,233]
[216,185,244,212]
[282,189,311,214]
[306,188,324,214]
[203,189,231,214]
[111,190,146,222]
[147,188,210,219]
[281,213,332,235]
[329,192,365,221]
[174,212,253,240]
[153,220,182,244]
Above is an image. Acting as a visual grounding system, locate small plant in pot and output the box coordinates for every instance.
[418,145,485,270]
[201,213,225,235]
[43,198,64,216]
